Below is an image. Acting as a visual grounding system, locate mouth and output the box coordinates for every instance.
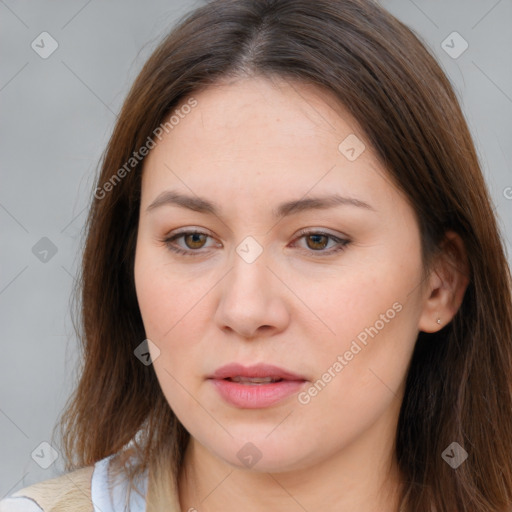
[209,363,307,382]
[223,376,285,385]
[208,363,307,408]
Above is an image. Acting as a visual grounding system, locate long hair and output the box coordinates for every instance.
[54,1,512,510]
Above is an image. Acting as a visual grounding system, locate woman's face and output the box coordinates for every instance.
[134,76,432,473]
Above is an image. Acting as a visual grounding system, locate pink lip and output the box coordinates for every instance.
[208,363,307,409]
[210,363,307,381]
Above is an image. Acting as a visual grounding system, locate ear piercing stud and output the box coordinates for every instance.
[437,318,442,324]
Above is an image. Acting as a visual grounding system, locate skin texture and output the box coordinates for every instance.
[134,76,468,512]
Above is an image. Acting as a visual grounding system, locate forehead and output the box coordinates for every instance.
[158,76,366,157]
[141,76,401,213]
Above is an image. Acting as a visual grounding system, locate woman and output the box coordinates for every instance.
[2,0,511,510]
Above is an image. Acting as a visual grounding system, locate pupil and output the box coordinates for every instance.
[185,233,206,248]
[307,234,327,250]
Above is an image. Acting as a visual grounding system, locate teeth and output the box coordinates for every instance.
[230,376,281,384]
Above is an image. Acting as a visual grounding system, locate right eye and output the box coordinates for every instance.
[162,229,221,256]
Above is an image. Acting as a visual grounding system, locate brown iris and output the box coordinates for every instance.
[184,233,208,249]
[305,234,329,250]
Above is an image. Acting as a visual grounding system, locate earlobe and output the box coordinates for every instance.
[417,231,470,333]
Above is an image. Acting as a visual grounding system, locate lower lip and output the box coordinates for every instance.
[210,379,306,409]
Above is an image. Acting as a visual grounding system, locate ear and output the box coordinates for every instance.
[417,231,470,333]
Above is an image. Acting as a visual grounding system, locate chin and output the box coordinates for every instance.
[205,434,318,473]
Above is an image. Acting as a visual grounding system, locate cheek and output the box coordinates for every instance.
[134,244,207,343]
[134,247,208,411]
[305,250,422,397]
[133,245,220,410]
[134,262,174,339]
[296,301,417,454]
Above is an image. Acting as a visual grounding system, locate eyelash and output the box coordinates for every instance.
[161,228,350,257]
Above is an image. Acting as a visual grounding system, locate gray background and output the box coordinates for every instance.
[1,0,511,499]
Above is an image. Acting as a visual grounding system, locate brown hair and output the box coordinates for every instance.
[54,0,512,510]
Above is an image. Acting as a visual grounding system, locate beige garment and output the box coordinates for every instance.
[7,466,94,512]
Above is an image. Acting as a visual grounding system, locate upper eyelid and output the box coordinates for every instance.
[166,227,347,240]
[166,230,219,245]
[294,228,347,239]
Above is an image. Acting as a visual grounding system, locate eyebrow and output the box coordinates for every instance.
[145,190,375,218]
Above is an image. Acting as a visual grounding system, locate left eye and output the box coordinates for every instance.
[291,231,350,254]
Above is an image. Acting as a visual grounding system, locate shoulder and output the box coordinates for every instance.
[0,462,97,512]
[0,450,147,512]
[0,497,43,512]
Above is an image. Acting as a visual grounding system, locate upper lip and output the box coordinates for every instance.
[210,363,307,381]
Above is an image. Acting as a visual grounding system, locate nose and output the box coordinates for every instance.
[214,253,290,339]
